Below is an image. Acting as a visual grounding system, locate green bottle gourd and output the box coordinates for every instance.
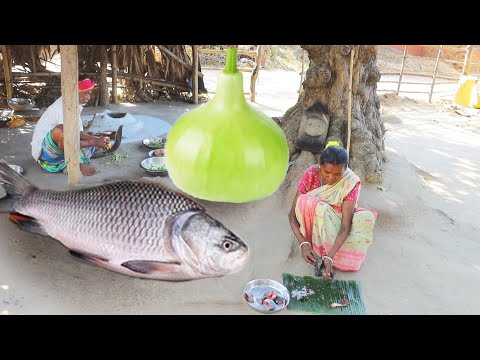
[165,48,289,203]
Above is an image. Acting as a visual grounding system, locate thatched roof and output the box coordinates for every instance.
[1,45,197,107]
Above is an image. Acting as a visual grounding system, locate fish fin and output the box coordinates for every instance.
[0,160,32,196]
[8,213,49,236]
[121,260,182,274]
[0,161,33,212]
[69,250,109,265]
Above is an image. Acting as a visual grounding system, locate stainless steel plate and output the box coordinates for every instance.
[7,98,35,112]
[243,279,290,314]
[140,156,168,176]
[143,137,167,149]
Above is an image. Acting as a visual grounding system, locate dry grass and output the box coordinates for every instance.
[1,45,194,105]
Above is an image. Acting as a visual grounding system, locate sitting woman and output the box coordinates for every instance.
[288,144,377,279]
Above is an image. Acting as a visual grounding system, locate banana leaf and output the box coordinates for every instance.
[282,273,366,315]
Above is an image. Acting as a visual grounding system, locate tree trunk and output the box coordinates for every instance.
[281,45,385,185]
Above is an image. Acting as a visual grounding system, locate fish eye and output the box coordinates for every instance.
[222,240,233,252]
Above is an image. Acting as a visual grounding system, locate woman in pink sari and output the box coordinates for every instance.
[288,145,377,279]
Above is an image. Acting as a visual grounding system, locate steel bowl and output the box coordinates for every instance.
[143,136,167,149]
[7,98,35,112]
[140,156,168,176]
[0,117,10,128]
[148,148,165,157]
[243,279,290,314]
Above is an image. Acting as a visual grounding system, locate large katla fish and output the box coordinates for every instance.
[0,160,248,281]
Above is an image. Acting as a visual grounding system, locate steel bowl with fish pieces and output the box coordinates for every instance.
[140,156,168,176]
[243,279,290,314]
[143,137,167,149]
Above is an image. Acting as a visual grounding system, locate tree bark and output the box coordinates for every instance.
[281,45,385,184]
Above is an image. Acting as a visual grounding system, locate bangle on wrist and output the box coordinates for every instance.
[322,255,334,265]
[299,241,311,250]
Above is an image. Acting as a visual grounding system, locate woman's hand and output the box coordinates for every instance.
[301,243,317,265]
[322,257,334,280]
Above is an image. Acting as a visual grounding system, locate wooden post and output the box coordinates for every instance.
[99,45,109,106]
[429,45,443,103]
[60,45,81,185]
[347,48,355,157]
[192,45,199,104]
[1,45,13,99]
[30,46,37,80]
[259,45,266,67]
[111,45,118,104]
[250,45,262,102]
[462,45,473,76]
[298,49,306,94]
[397,45,408,95]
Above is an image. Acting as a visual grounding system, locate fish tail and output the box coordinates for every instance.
[0,160,33,212]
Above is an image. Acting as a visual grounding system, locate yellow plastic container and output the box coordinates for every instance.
[454,75,478,108]
[475,85,480,109]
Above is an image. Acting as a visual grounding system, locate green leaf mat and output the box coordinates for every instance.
[282,273,366,315]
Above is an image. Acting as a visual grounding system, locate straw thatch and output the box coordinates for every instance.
[1,45,195,107]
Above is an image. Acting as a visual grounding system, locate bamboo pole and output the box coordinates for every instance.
[1,45,13,99]
[113,73,190,92]
[250,45,262,102]
[298,49,305,94]
[192,45,199,104]
[396,45,408,95]
[60,45,81,185]
[201,66,253,72]
[462,45,473,75]
[347,48,355,157]
[11,72,60,78]
[111,45,118,104]
[429,45,443,103]
[187,49,258,56]
[99,45,109,106]
[157,45,203,78]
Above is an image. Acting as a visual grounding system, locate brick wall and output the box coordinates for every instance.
[385,45,424,56]
[423,45,480,75]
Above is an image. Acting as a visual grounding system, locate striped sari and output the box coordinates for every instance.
[37,130,96,173]
[295,168,377,271]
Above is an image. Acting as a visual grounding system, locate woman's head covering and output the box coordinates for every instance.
[78,78,95,92]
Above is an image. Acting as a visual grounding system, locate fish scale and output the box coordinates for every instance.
[15,181,202,258]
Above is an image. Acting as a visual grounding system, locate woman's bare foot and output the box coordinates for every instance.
[80,164,97,176]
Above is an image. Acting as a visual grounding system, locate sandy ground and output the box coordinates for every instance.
[1,69,479,315]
